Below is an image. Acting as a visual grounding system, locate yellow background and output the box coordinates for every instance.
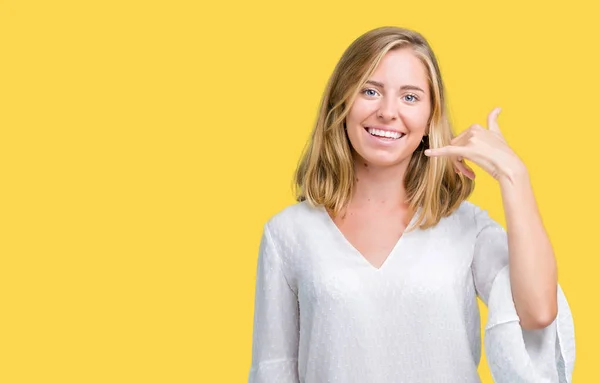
[1,0,597,381]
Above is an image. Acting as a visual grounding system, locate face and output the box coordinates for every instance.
[345,47,432,168]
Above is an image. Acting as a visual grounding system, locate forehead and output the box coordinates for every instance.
[369,48,429,87]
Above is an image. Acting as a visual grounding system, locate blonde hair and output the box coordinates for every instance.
[293,26,474,230]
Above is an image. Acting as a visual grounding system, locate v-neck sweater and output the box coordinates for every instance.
[248,200,575,383]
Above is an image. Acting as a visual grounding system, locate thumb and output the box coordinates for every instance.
[487,107,502,134]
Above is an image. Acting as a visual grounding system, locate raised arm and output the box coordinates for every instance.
[425,107,557,329]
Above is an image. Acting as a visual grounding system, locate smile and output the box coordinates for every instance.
[364,127,405,140]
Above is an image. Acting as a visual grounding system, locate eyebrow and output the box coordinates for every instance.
[365,80,426,93]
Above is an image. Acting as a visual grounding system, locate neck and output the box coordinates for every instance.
[351,154,411,211]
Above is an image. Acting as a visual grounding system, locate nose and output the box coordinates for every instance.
[377,96,398,121]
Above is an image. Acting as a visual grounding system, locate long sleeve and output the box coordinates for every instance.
[248,223,300,383]
[471,206,576,382]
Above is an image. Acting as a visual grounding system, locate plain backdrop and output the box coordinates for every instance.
[0,0,597,381]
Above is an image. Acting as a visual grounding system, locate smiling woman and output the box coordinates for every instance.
[248,26,575,383]
[346,49,430,166]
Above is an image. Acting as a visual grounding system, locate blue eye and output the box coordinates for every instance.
[361,88,379,97]
[404,94,418,103]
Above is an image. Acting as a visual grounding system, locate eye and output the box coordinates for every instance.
[360,88,380,97]
[403,93,419,103]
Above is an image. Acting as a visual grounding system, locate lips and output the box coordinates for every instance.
[364,126,406,135]
[364,127,405,140]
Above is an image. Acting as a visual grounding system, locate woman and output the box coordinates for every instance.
[248,26,575,382]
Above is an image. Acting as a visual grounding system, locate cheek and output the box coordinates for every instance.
[347,102,372,123]
[402,106,431,131]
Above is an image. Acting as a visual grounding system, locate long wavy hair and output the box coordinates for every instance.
[293,26,474,231]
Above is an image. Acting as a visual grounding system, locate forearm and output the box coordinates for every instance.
[498,162,558,330]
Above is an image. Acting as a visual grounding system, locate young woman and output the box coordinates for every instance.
[248,26,575,383]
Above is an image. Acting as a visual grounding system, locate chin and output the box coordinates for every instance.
[357,151,412,168]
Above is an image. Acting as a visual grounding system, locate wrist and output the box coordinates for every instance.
[498,159,529,187]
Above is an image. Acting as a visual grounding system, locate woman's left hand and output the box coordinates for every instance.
[424,107,526,183]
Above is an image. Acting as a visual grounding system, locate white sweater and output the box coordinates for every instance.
[248,200,575,382]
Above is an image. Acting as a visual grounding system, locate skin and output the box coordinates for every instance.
[333,48,432,269]
[340,47,558,330]
[345,48,431,211]
[425,110,558,329]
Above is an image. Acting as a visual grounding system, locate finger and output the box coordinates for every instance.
[453,154,473,174]
[487,107,502,134]
[424,146,467,157]
[450,129,469,145]
[451,124,480,146]
[454,159,475,179]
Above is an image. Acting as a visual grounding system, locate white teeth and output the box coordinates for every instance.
[367,127,403,139]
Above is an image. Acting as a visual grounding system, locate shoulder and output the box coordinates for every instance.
[265,200,318,227]
[451,200,503,234]
[263,200,322,241]
[260,201,323,269]
[446,200,501,233]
